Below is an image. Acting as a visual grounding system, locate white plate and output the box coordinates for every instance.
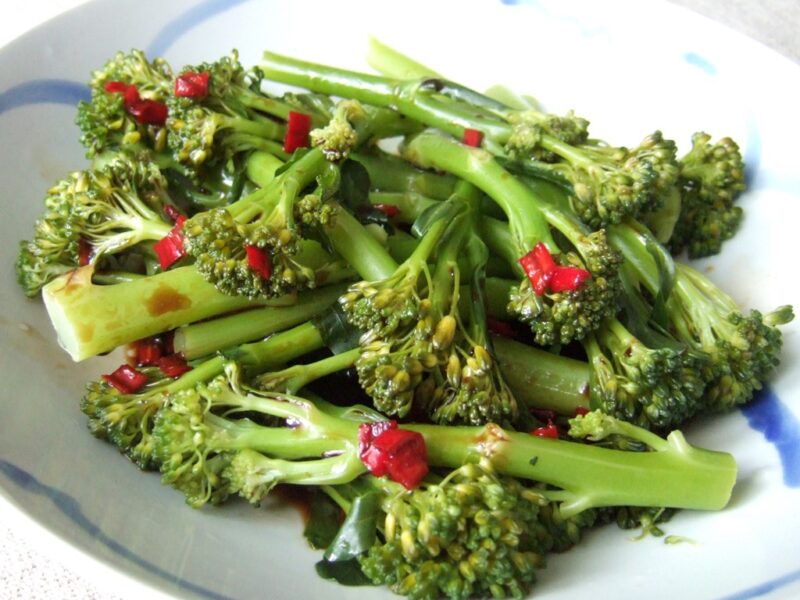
[1,1,799,598]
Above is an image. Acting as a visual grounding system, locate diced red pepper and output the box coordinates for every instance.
[123,85,141,109]
[158,354,192,378]
[135,337,163,366]
[463,128,484,147]
[246,245,272,280]
[574,406,590,417]
[549,266,591,293]
[154,217,187,271]
[77,238,92,267]
[487,318,517,339]
[283,111,312,153]
[102,364,148,394]
[358,421,429,489]
[104,81,130,94]
[174,71,210,99]
[163,204,184,224]
[127,98,168,125]
[518,242,557,296]
[531,420,559,439]
[373,203,400,218]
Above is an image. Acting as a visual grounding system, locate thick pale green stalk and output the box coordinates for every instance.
[492,335,591,414]
[406,422,736,517]
[174,283,349,360]
[43,265,261,361]
[353,152,457,200]
[225,321,325,371]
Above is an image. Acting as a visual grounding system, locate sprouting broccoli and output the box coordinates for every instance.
[76,49,173,156]
[166,52,297,170]
[144,365,734,596]
[181,148,340,299]
[259,52,681,228]
[334,459,577,600]
[40,233,348,361]
[609,219,794,412]
[16,153,183,296]
[402,132,620,347]
[668,132,746,258]
[83,320,328,469]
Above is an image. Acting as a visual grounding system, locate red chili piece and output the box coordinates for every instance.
[102,364,148,394]
[163,204,184,224]
[358,421,429,490]
[246,245,272,280]
[104,81,130,94]
[153,216,187,271]
[518,243,591,295]
[283,111,312,153]
[373,203,400,218]
[549,266,591,293]
[518,242,557,296]
[462,128,484,147]
[135,337,163,366]
[77,238,92,267]
[531,419,559,439]
[174,71,210,99]
[127,99,168,125]
[574,406,590,417]
[158,354,192,378]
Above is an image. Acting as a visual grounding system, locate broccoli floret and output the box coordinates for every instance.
[668,263,793,411]
[16,154,179,296]
[310,99,366,161]
[182,148,337,299]
[668,132,746,258]
[401,133,620,346]
[356,460,550,600]
[505,108,590,162]
[76,49,173,156]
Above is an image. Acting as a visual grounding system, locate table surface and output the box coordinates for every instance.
[1,0,798,598]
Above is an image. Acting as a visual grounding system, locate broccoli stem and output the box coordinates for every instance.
[173,283,349,360]
[260,51,510,143]
[492,335,591,415]
[353,151,457,200]
[42,235,347,361]
[224,321,324,372]
[401,132,557,253]
[258,347,361,395]
[365,37,442,79]
[323,200,398,281]
[406,422,735,517]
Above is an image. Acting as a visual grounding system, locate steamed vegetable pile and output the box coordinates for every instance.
[16,41,794,599]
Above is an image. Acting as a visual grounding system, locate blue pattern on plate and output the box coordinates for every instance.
[0,459,232,600]
[0,79,88,115]
[742,386,800,487]
[683,52,717,75]
[146,0,254,57]
[721,568,800,600]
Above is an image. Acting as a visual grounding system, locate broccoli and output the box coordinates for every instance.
[40,235,347,361]
[668,132,746,258]
[609,219,794,412]
[145,366,734,598]
[76,49,173,157]
[83,320,328,469]
[259,51,680,228]
[402,132,620,346]
[166,52,297,170]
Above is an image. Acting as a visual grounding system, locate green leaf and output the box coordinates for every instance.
[315,558,373,586]
[323,491,380,562]
[338,159,394,232]
[312,303,363,355]
[303,490,343,551]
